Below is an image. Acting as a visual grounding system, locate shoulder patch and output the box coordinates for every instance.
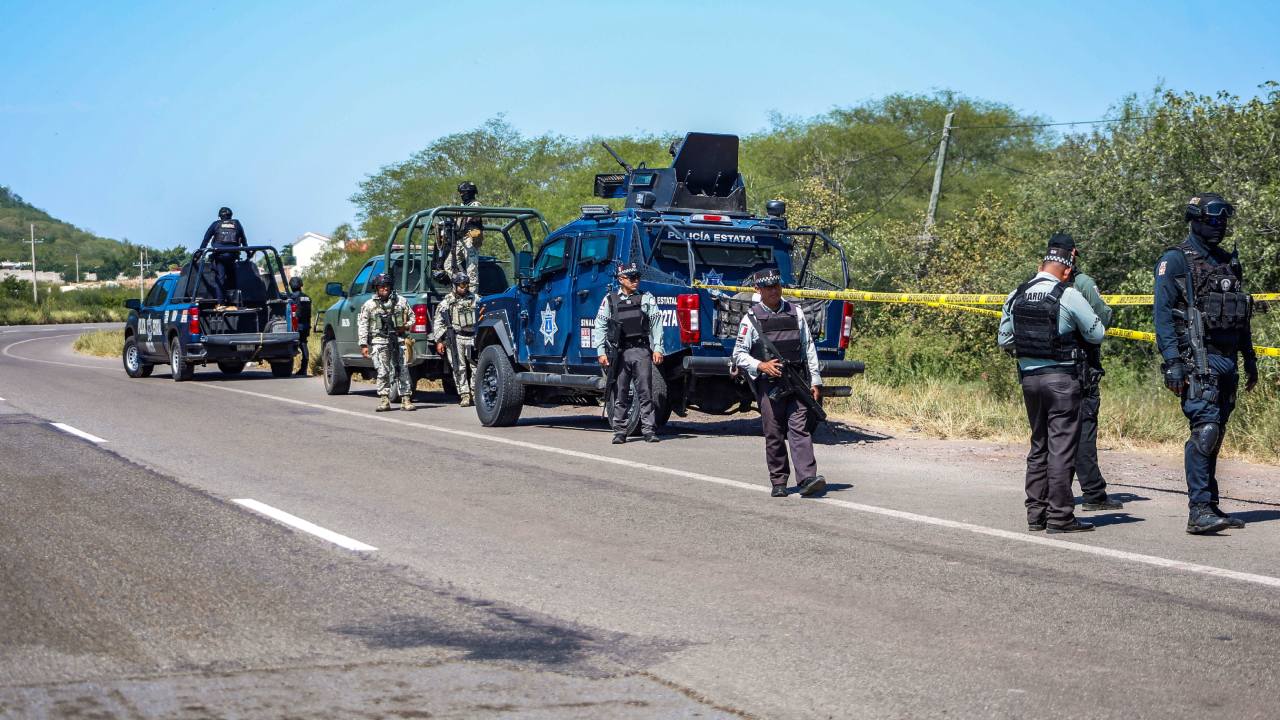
[1158,260,1167,276]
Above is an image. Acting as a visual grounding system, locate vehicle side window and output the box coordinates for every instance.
[143,279,169,307]
[577,234,613,266]
[349,262,375,296]
[534,237,570,277]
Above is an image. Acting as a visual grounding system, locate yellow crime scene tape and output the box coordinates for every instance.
[693,283,1280,358]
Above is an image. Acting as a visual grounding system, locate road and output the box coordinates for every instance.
[2,323,1279,719]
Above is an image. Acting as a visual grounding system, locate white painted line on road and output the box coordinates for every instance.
[1,335,115,372]
[50,422,108,443]
[205,383,1280,591]
[233,498,378,552]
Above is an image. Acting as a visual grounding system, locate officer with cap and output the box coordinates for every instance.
[199,207,248,304]
[442,181,484,288]
[1154,192,1258,534]
[1062,235,1124,512]
[998,235,1105,532]
[358,273,415,412]
[592,261,664,444]
[289,276,312,375]
[731,268,826,498]
[433,271,481,407]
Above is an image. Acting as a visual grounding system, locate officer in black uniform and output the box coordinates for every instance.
[1154,192,1258,535]
[199,207,248,304]
[591,262,665,444]
[290,276,312,375]
[731,269,826,498]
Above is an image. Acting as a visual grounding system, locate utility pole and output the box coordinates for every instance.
[75,253,80,284]
[924,111,955,234]
[133,249,151,301]
[26,223,43,304]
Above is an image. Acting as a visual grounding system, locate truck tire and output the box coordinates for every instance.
[322,338,350,395]
[270,361,293,378]
[608,369,669,436]
[122,336,153,378]
[169,339,194,382]
[217,361,246,376]
[475,344,523,426]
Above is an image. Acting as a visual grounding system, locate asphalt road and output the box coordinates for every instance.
[2,323,1280,719]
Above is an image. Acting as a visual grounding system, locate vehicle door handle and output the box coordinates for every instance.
[576,289,589,299]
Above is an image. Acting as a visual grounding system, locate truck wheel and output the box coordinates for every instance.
[475,344,523,426]
[322,339,350,395]
[217,361,246,376]
[270,361,293,378]
[122,336,153,378]
[608,369,669,436]
[169,339,194,382]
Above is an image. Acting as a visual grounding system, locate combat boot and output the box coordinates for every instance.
[1211,504,1246,529]
[376,396,391,412]
[459,395,474,408]
[1186,503,1230,534]
[401,397,416,411]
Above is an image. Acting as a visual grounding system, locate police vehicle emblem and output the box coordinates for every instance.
[700,269,723,287]
[539,302,557,345]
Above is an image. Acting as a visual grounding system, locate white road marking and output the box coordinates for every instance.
[1,335,116,371]
[203,383,1280,591]
[50,422,107,443]
[233,498,377,552]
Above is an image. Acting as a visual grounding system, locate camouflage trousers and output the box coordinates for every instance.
[446,335,475,399]
[371,342,412,398]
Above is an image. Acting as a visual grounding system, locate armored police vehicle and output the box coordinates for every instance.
[122,245,300,380]
[471,132,864,433]
[319,207,549,400]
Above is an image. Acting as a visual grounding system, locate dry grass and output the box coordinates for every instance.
[72,329,123,358]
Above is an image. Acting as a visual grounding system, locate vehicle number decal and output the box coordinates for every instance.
[341,318,350,327]
[658,308,678,327]
[579,318,594,349]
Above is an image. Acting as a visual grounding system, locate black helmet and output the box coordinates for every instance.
[457,181,477,197]
[371,272,393,290]
[218,207,233,220]
[1185,192,1234,222]
[451,271,470,286]
[289,276,303,292]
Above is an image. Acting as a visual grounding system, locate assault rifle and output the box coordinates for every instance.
[1177,274,1217,403]
[432,218,458,284]
[745,314,827,434]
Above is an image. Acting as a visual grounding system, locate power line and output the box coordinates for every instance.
[954,115,1158,130]
[753,131,937,198]
[845,145,939,233]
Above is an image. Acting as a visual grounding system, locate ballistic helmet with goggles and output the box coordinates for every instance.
[450,271,470,286]
[1186,193,1234,224]
[371,273,393,290]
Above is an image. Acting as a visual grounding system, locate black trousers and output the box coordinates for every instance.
[1021,371,1082,526]
[1181,353,1239,507]
[297,331,310,374]
[1072,376,1108,504]
[610,346,656,435]
[211,252,238,302]
[756,378,818,487]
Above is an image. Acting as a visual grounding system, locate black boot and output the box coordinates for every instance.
[1186,503,1230,534]
[771,485,788,498]
[1080,496,1124,511]
[1211,504,1246,529]
[612,433,626,445]
[798,475,827,497]
[1046,519,1094,534]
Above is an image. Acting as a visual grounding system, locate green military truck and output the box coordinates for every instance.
[318,206,548,400]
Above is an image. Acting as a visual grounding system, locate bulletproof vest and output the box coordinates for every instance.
[213,220,239,247]
[451,296,478,335]
[370,297,401,340]
[610,292,648,341]
[1175,239,1251,332]
[750,302,803,363]
[295,295,312,328]
[1010,279,1082,362]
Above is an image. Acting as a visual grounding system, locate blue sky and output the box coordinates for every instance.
[2,0,1276,250]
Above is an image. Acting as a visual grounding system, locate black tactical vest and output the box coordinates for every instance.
[1010,279,1082,362]
[750,302,803,362]
[213,220,239,247]
[1175,239,1251,332]
[609,292,649,345]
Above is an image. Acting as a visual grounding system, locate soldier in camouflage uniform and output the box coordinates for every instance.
[358,273,415,412]
[441,181,484,289]
[433,272,480,407]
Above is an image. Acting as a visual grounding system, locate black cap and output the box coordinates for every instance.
[750,268,782,287]
[1047,232,1075,254]
[617,261,642,277]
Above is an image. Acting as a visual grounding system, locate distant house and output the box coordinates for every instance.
[291,232,330,274]
[0,269,63,284]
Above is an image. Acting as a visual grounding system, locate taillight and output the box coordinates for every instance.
[188,307,200,337]
[689,213,731,224]
[290,302,298,332]
[838,302,853,350]
[676,294,700,345]
[412,303,430,334]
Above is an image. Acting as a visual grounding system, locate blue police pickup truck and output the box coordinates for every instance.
[122,245,299,380]
[471,132,864,434]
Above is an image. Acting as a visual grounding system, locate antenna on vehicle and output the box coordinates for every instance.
[601,142,633,173]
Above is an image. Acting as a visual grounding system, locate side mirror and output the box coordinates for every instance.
[325,282,346,297]
[515,251,533,280]
[124,298,141,311]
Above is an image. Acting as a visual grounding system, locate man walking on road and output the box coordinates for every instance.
[999,235,1105,533]
[358,273,415,412]
[433,272,480,407]
[592,262,664,444]
[732,269,826,498]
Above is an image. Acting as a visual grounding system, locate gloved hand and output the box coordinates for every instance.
[1245,357,1259,392]
[1163,362,1186,395]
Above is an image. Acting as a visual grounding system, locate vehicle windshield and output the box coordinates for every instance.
[648,232,790,286]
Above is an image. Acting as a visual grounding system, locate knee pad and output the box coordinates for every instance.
[1192,423,1221,456]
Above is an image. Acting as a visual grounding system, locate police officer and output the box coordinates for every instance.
[1065,237,1124,512]
[442,181,484,288]
[998,236,1105,532]
[433,271,480,407]
[289,276,312,376]
[358,273,415,412]
[1154,193,1258,534]
[731,269,826,498]
[592,262,664,444]
[199,207,247,304]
